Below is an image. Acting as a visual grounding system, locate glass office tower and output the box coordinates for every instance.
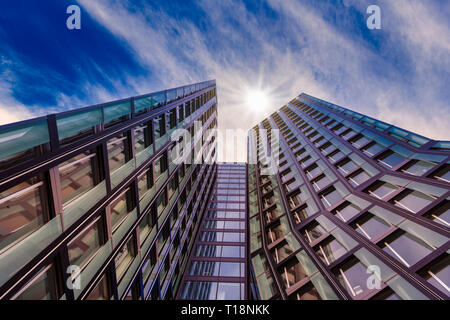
[0,80,218,300]
[177,163,248,300]
[247,93,449,300]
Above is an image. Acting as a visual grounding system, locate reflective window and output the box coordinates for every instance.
[59,151,98,206]
[107,134,129,173]
[347,169,371,187]
[320,187,343,208]
[376,151,406,169]
[335,258,373,298]
[400,160,436,176]
[365,181,398,199]
[13,263,60,300]
[425,201,450,227]
[115,235,136,283]
[390,189,436,213]
[0,176,48,253]
[68,216,105,269]
[380,231,434,267]
[280,257,308,287]
[333,202,362,222]
[217,282,242,300]
[134,122,152,154]
[109,188,134,231]
[431,164,449,183]
[419,255,449,296]
[290,283,322,300]
[362,141,385,157]
[351,213,391,240]
[316,236,347,265]
[303,222,327,243]
[86,274,111,300]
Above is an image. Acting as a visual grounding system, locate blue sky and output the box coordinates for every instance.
[0,0,449,161]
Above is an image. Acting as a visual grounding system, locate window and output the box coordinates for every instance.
[389,189,436,213]
[154,153,168,184]
[336,158,358,176]
[142,247,157,286]
[350,134,370,149]
[362,141,385,157]
[419,255,449,296]
[137,169,153,199]
[153,114,165,139]
[303,222,327,243]
[425,201,450,227]
[320,187,343,208]
[115,235,136,283]
[107,134,130,173]
[280,257,308,288]
[335,258,374,298]
[0,176,49,253]
[351,213,391,240]
[347,169,371,187]
[67,216,105,270]
[139,210,156,244]
[315,236,348,265]
[305,164,321,179]
[86,274,111,300]
[333,202,362,222]
[430,164,450,183]
[376,150,406,169]
[109,188,134,232]
[13,263,61,300]
[380,231,435,267]
[365,181,398,199]
[134,122,152,154]
[156,189,168,217]
[267,224,284,243]
[400,160,436,176]
[327,150,346,164]
[272,242,294,263]
[219,262,243,277]
[311,174,331,191]
[290,283,322,300]
[292,204,314,224]
[59,150,99,207]
[217,282,243,300]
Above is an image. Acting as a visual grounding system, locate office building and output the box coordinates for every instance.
[1,82,449,301]
[0,80,218,300]
[178,163,248,300]
[247,93,449,300]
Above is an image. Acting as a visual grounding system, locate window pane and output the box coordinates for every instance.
[217,282,241,300]
[381,231,434,267]
[86,274,111,300]
[110,188,133,231]
[59,151,96,206]
[115,236,135,282]
[68,217,103,268]
[107,135,128,173]
[14,264,59,300]
[0,177,47,253]
[391,190,435,213]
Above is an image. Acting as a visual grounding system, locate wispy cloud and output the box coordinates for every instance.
[1,0,449,161]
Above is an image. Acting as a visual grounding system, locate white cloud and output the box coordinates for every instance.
[2,0,448,161]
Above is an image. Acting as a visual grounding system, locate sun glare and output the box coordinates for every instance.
[246,89,270,110]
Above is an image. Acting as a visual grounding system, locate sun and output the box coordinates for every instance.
[246,89,270,110]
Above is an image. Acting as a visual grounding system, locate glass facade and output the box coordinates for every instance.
[247,93,449,300]
[178,163,247,300]
[0,80,218,300]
